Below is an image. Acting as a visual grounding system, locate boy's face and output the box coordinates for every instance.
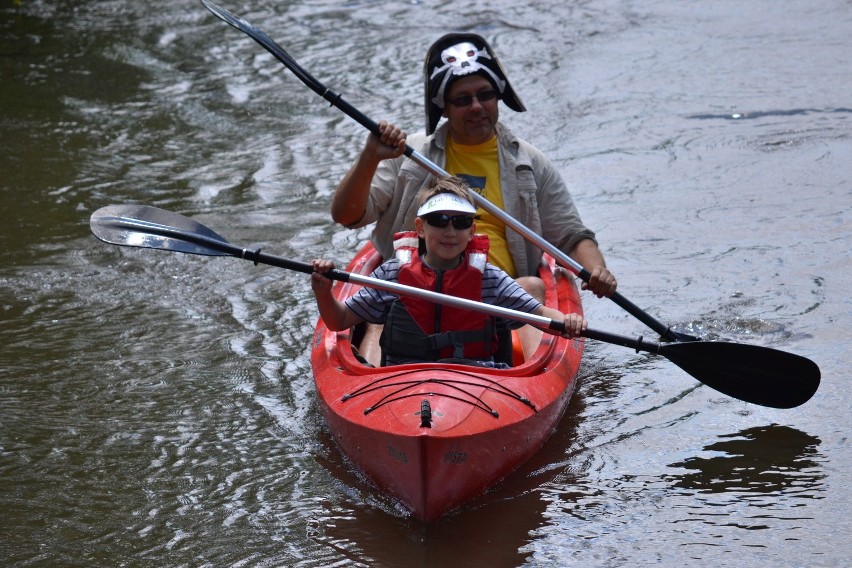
[414,212,476,268]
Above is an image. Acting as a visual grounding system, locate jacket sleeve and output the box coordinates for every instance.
[351,154,404,228]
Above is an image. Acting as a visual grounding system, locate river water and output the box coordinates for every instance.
[1,0,849,566]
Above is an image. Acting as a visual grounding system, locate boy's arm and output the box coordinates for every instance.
[310,260,365,331]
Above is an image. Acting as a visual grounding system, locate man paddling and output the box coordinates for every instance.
[332,33,616,292]
[330,33,616,358]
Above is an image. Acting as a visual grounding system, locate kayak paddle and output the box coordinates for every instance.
[199,0,699,343]
[90,204,820,409]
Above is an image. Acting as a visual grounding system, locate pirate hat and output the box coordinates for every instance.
[424,32,526,135]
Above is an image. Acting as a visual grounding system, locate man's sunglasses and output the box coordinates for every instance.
[446,89,498,107]
[422,212,475,230]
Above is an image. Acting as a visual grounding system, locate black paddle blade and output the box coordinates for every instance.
[90,204,231,256]
[660,341,820,409]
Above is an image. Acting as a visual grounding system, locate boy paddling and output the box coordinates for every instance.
[312,177,586,367]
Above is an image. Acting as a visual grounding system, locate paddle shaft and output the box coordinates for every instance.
[199,0,694,343]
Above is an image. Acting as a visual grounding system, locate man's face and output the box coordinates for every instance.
[442,74,499,145]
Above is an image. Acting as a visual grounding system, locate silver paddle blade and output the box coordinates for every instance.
[89,204,230,256]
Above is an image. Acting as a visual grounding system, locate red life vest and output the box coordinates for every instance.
[380,232,498,364]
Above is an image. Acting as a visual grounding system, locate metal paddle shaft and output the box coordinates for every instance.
[90,204,820,408]
[199,0,698,343]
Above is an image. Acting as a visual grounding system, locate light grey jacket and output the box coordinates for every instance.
[347,121,596,277]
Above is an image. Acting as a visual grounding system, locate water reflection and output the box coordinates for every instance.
[666,425,824,496]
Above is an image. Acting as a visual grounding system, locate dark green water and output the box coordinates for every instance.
[2,1,849,566]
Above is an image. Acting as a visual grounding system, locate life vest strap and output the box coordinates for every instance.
[424,318,496,359]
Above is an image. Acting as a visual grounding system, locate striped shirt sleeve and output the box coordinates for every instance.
[481,264,542,327]
[344,259,401,324]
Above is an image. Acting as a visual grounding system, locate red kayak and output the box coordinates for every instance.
[310,243,584,521]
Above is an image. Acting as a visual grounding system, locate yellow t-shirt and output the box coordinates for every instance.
[445,136,518,276]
